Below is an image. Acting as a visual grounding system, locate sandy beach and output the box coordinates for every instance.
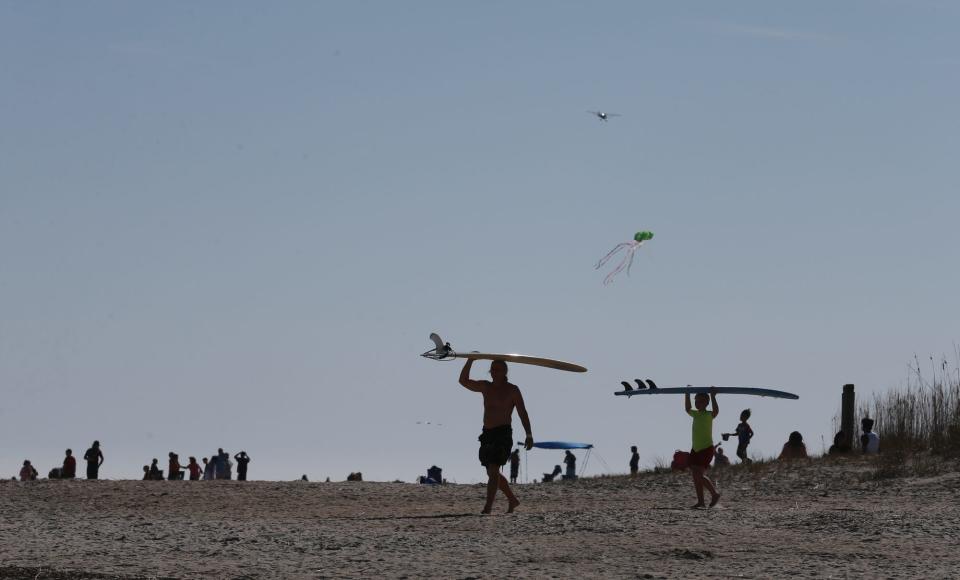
[3,457,958,579]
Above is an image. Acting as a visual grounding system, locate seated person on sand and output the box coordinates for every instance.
[778,431,809,461]
[20,460,38,481]
[542,465,562,482]
[860,418,880,454]
[62,449,77,479]
[148,458,163,480]
[713,447,731,467]
[828,431,851,455]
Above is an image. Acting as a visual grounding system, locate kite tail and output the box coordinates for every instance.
[595,242,633,270]
[624,241,644,277]
[602,249,637,285]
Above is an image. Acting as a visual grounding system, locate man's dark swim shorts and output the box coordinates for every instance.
[478,425,513,467]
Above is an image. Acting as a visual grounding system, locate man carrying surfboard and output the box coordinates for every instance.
[685,388,721,508]
[459,359,533,514]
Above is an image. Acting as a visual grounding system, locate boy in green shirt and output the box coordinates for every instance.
[685,388,721,508]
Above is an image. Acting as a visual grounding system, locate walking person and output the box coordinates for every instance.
[458,359,534,514]
[684,389,721,508]
[722,409,754,465]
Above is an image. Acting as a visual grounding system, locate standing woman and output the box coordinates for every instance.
[83,441,104,480]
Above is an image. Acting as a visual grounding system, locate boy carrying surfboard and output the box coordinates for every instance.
[685,388,721,508]
[459,359,534,514]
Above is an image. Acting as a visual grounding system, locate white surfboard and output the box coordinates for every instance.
[421,333,587,373]
[614,384,798,400]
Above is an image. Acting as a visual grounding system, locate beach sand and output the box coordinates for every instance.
[3,458,958,579]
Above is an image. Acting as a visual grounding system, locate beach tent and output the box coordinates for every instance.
[525,441,596,482]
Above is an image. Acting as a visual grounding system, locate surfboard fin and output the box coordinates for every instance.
[621,381,633,391]
[424,333,453,359]
[645,379,658,390]
[634,379,647,390]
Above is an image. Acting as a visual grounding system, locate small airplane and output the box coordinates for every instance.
[588,110,621,122]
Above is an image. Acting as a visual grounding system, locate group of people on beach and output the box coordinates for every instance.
[16,441,251,482]
[22,441,104,481]
[141,449,250,481]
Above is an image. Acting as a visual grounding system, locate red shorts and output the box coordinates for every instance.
[689,446,715,469]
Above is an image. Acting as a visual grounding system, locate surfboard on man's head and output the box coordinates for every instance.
[421,333,587,373]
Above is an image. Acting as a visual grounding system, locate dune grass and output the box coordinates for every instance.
[844,351,960,478]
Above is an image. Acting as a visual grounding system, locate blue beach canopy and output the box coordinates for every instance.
[532,441,593,450]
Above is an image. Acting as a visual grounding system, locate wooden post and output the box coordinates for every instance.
[841,384,855,450]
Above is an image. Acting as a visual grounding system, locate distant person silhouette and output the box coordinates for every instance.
[778,431,809,460]
[629,446,640,476]
[861,418,880,454]
[148,458,163,480]
[234,452,250,481]
[509,449,521,484]
[202,457,215,480]
[62,449,77,479]
[186,457,202,481]
[828,431,851,455]
[168,453,182,481]
[714,447,731,467]
[20,460,38,481]
[83,441,104,480]
[563,450,577,479]
[722,409,754,464]
[142,466,151,480]
[213,448,228,479]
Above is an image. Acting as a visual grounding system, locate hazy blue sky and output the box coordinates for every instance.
[2,2,958,482]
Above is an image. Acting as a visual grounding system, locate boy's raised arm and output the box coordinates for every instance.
[710,387,719,418]
[684,392,692,413]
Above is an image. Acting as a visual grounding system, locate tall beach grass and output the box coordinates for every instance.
[855,353,960,456]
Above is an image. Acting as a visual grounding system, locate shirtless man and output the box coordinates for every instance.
[459,359,533,514]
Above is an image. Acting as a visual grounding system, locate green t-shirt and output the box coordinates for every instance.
[687,409,714,452]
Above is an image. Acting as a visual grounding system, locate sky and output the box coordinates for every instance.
[1,1,959,483]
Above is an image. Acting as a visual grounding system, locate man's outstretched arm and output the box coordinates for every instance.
[458,360,485,392]
[710,387,719,419]
[515,389,534,450]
